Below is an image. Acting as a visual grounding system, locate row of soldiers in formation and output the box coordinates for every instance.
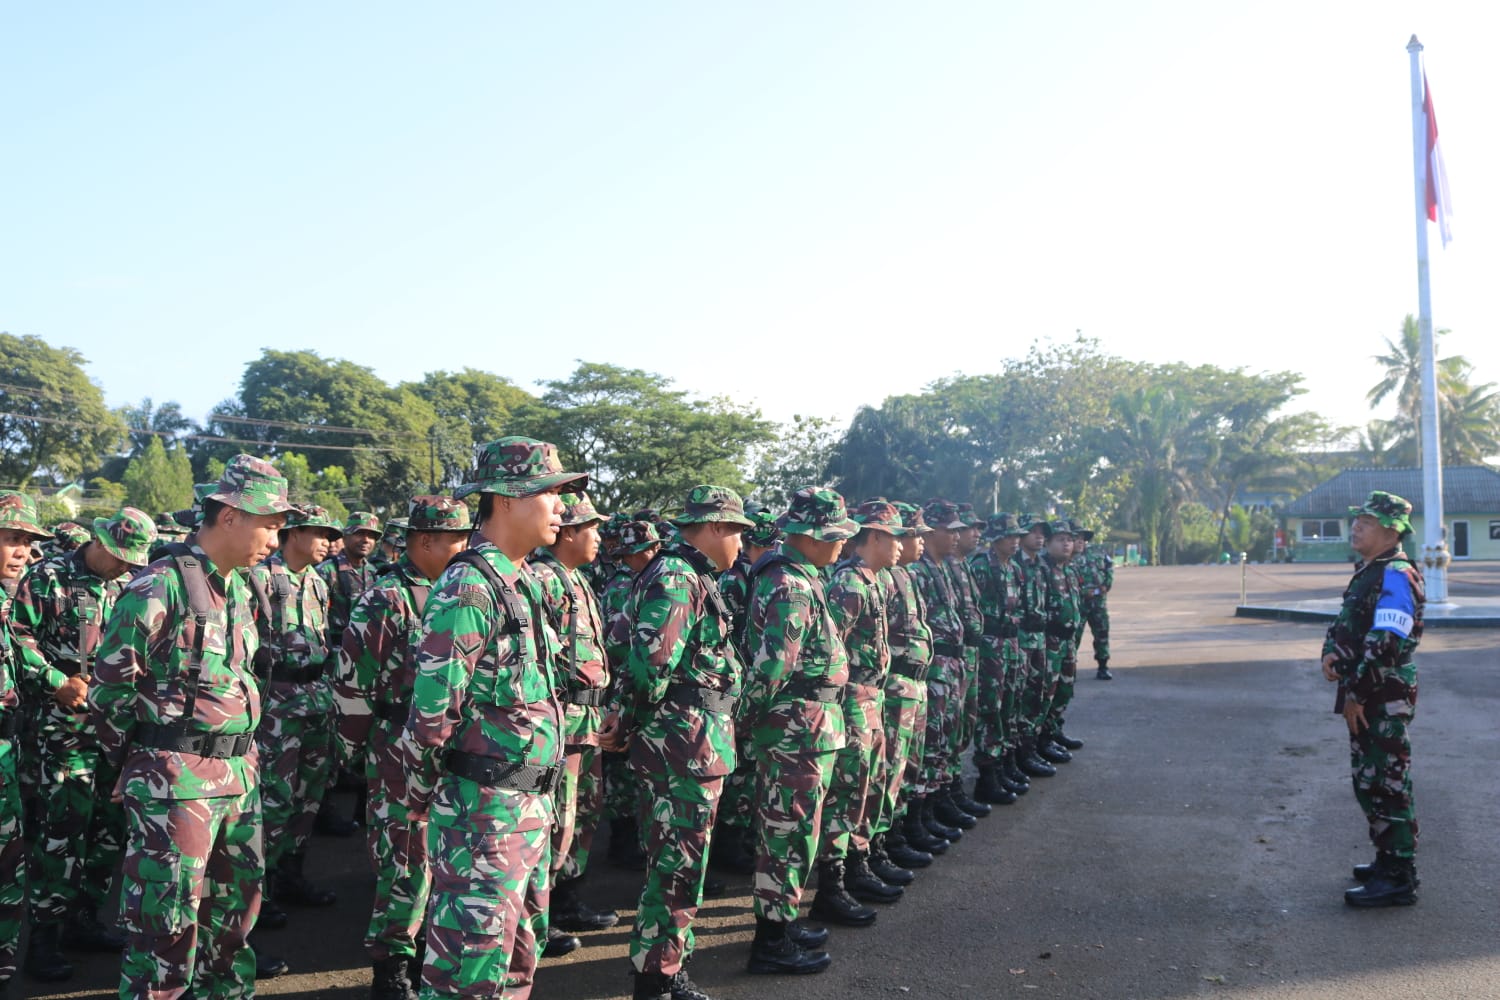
[0,434,1114,1000]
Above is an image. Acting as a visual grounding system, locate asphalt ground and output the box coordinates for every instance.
[30,561,1500,1000]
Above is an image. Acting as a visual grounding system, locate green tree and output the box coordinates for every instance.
[277,452,354,521]
[403,368,539,489]
[1438,382,1500,465]
[0,333,125,485]
[122,438,194,513]
[1366,315,1471,463]
[747,414,842,509]
[1211,413,1326,555]
[119,397,195,455]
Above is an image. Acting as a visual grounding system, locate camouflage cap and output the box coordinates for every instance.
[1349,490,1414,538]
[406,495,471,533]
[851,498,908,536]
[743,509,783,548]
[154,512,189,538]
[560,493,606,528]
[343,511,382,536]
[922,499,964,531]
[0,492,51,539]
[1019,513,1052,538]
[193,482,217,504]
[92,507,158,566]
[616,519,662,555]
[778,487,859,541]
[456,436,588,500]
[52,521,91,548]
[983,512,1028,541]
[283,504,343,539]
[170,508,198,530]
[1047,518,1076,538]
[206,455,293,516]
[382,517,410,546]
[891,501,933,535]
[956,502,982,529]
[1068,518,1095,541]
[671,485,755,529]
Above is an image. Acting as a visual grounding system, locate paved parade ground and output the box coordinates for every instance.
[35,562,1500,1000]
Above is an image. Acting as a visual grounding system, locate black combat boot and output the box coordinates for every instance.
[1096,659,1113,680]
[542,925,581,958]
[1002,752,1031,793]
[632,970,674,1000]
[845,849,903,903]
[1018,740,1056,778]
[669,965,714,1000]
[258,877,288,930]
[23,922,73,982]
[314,788,359,837]
[920,796,963,842]
[608,817,647,870]
[786,919,829,949]
[62,904,127,952]
[370,954,416,1000]
[884,822,933,869]
[551,876,619,932]
[868,835,916,885]
[709,822,756,874]
[1037,729,1072,763]
[1345,855,1418,907]
[1353,855,1422,886]
[932,786,977,830]
[808,860,877,927]
[407,933,426,987]
[274,850,337,906]
[950,778,992,817]
[1053,728,1084,751]
[974,766,1018,805]
[746,917,832,975]
[249,935,290,979]
[901,801,949,855]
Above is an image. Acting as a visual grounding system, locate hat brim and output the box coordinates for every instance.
[406,523,474,534]
[671,512,756,529]
[457,470,590,500]
[1349,507,1413,535]
[781,518,859,542]
[283,524,343,541]
[92,518,152,567]
[0,519,53,540]
[207,491,295,516]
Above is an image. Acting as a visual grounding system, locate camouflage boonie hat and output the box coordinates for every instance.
[283,504,343,540]
[922,499,964,531]
[1068,518,1095,541]
[1047,519,1076,538]
[671,485,755,529]
[743,509,783,548]
[92,507,157,566]
[892,501,933,535]
[53,521,90,549]
[154,512,189,538]
[1349,490,1414,538]
[407,496,471,533]
[0,492,51,539]
[1019,513,1052,538]
[343,511,382,537]
[983,512,1027,541]
[456,436,588,500]
[206,455,293,516]
[851,498,908,536]
[170,508,197,530]
[778,487,859,541]
[560,493,606,528]
[957,502,982,529]
[382,517,409,548]
[616,519,662,555]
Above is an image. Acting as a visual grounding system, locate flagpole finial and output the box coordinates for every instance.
[1408,34,1423,52]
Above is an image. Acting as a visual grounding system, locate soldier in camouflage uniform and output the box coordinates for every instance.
[1320,491,1424,907]
[1036,520,1082,761]
[1013,515,1058,779]
[1070,523,1114,680]
[736,487,856,974]
[248,503,344,929]
[617,485,752,1000]
[0,494,81,998]
[967,512,1031,806]
[526,493,619,953]
[398,438,583,1000]
[335,495,472,1000]
[49,522,91,554]
[89,455,293,1000]
[13,508,155,981]
[946,505,991,820]
[374,518,409,576]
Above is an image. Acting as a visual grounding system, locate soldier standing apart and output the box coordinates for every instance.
[0,494,84,999]
[614,485,751,1000]
[1038,521,1081,759]
[1320,491,1424,907]
[1014,516,1058,779]
[334,496,471,1000]
[13,508,155,981]
[89,455,292,1000]
[737,487,856,975]
[398,438,582,1000]
[526,493,620,953]
[1073,524,1113,680]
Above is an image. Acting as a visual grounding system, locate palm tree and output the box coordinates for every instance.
[1367,315,1470,462]
[1440,382,1500,465]
[1211,413,1323,555]
[1356,419,1416,468]
[1099,387,1214,565]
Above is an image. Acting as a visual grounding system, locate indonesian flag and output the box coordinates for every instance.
[1424,73,1453,246]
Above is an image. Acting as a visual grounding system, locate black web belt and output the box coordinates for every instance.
[134,723,256,759]
[445,749,561,794]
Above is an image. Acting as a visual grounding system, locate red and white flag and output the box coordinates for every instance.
[1424,73,1453,246]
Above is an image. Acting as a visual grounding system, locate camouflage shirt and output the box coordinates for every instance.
[946,554,985,649]
[1,580,66,721]
[1073,548,1114,603]
[1041,551,1082,641]
[909,553,963,648]
[333,556,433,787]
[88,544,262,798]
[528,549,609,748]
[827,555,891,733]
[719,552,754,658]
[1322,546,1424,713]
[881,564,930,700]
[621,542,742,778]
[317,552,380,647]
[599,566,636,671]
[399,540,564,812]
[967,550,1021,639]
[738,546,848,755]
[12,547,128,682]
[248,555,334,720]
[1014,551,1048,650]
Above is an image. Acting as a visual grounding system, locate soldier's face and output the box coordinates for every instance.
[1021,526,1046,554]
[996,536,1020,559]
[216,510,287,569]
[555,522,601,566]
[281,527,330,569]
[0,529,33,579]
[860,531,902,569]
[346,530,379,560]
[622,545,659,572]
[1047,534,1073,559]
[409,530,468,580]
[899,534,923,564]
[1350,515,1401,558]
[925,528,956,558]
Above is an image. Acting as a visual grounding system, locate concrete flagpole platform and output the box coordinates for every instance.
[1233,560,1500,627]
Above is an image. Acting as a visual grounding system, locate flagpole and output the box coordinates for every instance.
[1407,34,1447,601]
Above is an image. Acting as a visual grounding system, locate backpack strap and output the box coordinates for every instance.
[163,542,218,730]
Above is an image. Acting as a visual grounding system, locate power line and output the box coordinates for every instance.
[0,410,407,455]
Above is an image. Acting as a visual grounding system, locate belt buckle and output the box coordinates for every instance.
[539,766,559,795]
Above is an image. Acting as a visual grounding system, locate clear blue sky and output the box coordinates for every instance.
[5,2,1495,445]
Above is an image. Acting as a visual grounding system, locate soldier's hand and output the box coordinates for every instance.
[1342,699,1368,735]
[1320,654,1340,683]
[598,712,630,753]
[53,675,90,711]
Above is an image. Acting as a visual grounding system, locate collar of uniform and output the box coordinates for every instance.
[471,539,524,583]
[394,555,433,589]
[670,541,718,577]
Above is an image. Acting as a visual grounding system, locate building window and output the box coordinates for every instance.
[1300,519,1343,541]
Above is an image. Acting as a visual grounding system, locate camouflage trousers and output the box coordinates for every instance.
[819,715,883,861]
[1082,599,1110,663]
[751,748,834,922]
[716,735,757,836]
[551,745,603,883]
[919,653,964,795]
[601,750,639,823]
[972,638,1008,767]
[16,708,43,843]
[0,743,25,987]
[118,780,262,1000]
[1016,643,1050,740]
[627,742,723,977]
[363,782,429,961]
[422,775,551,1000]
[1045,637,1078,731]
[29,722,126,923]
[256,707,336,869]
[955,649,979,765]
[1350,708,1418,859]
[872,691,925,837]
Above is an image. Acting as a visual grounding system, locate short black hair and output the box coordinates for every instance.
[477,493,498,524]
[201,498,228,527]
